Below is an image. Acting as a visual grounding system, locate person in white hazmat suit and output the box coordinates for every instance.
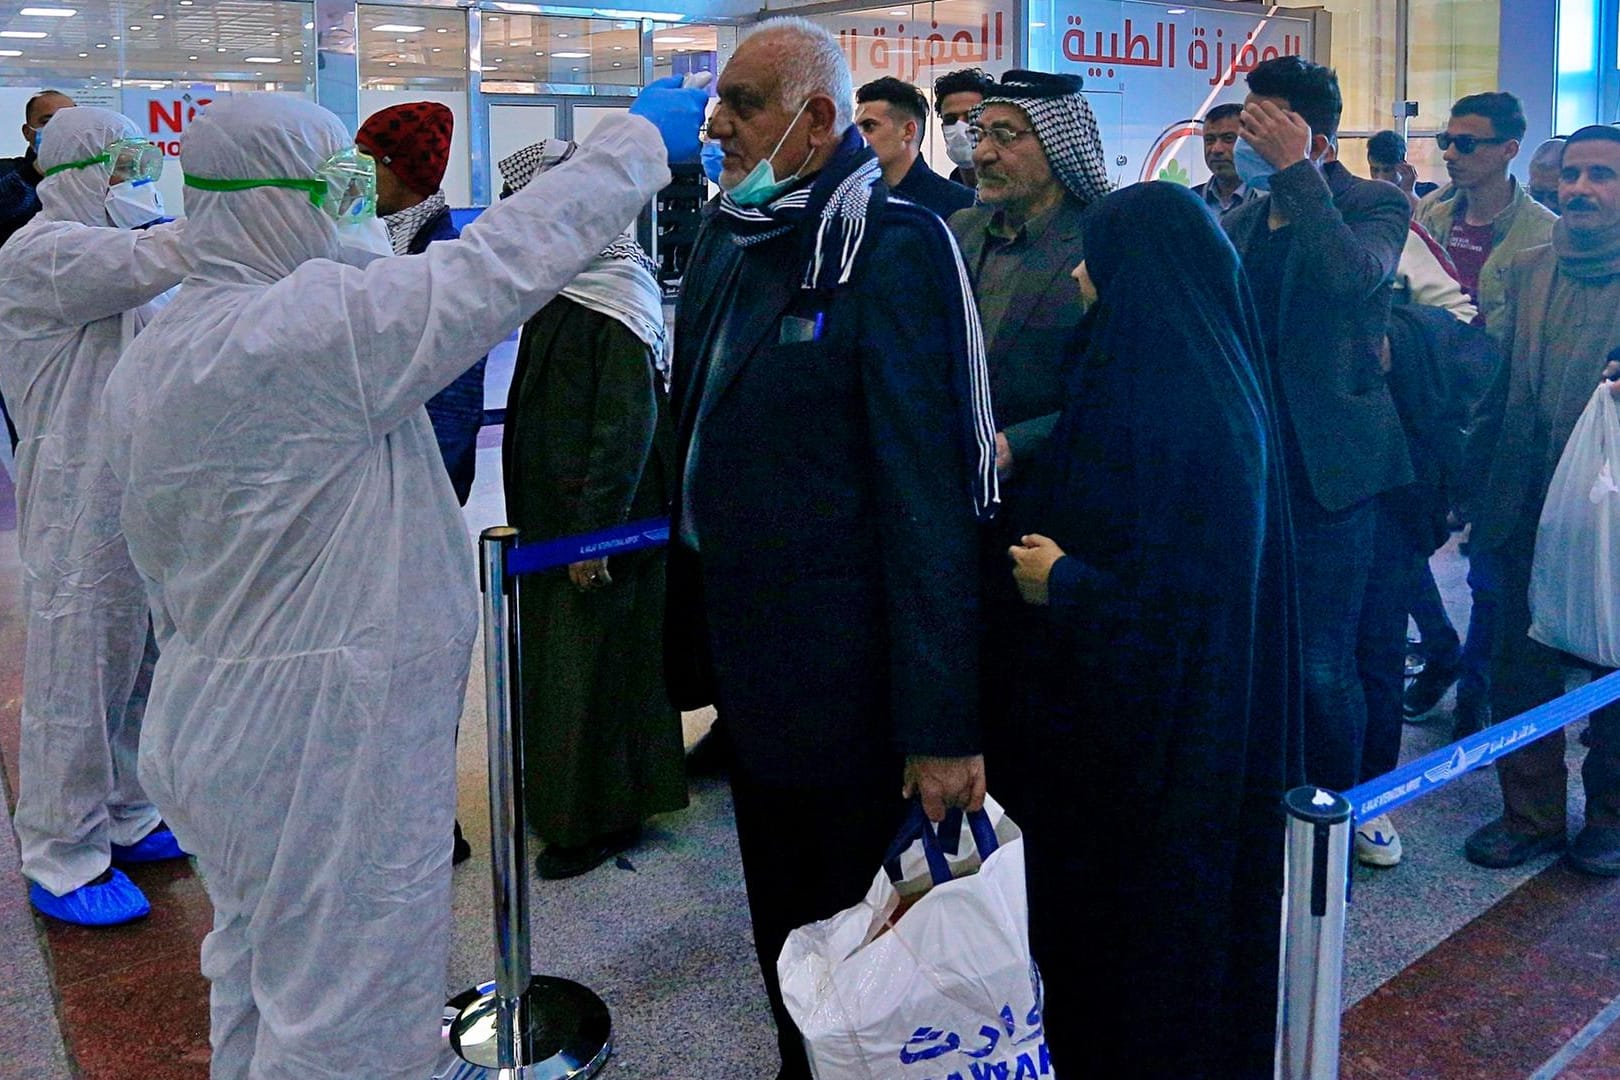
[0,105,189,929]
[102,83,701,1079]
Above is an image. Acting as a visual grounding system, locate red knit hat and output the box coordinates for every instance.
[356,102,453,197]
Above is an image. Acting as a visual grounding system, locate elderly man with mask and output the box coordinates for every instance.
[0,106,188,927]
[1462,125,1620,875]
[668,17,996,1078]
[102,83,702,1079]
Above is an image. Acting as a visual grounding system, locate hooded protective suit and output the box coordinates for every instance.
[0,106,186,897]
[102,94,670,1079]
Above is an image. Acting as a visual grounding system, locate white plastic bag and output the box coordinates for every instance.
[1530,383,1620,666]
[778,796,1052,1080]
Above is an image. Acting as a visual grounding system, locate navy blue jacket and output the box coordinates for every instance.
[893,154,975,220]
[408,206,488,505]
[0,151,42,249]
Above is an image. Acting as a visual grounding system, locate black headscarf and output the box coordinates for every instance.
[1004,181,1303,1078]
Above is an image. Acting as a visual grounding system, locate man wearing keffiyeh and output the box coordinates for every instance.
[663,16,997,1079]
[948,70,1109,484]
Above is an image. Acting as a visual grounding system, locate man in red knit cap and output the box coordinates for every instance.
[357,101,483,865]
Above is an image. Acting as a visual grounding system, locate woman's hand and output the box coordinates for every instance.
[1009,534,1065,606]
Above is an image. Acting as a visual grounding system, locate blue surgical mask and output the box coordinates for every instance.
[1232,137,1275,193]
[30,127,41,155]
[727,99,813,207]
[700,139,725,185]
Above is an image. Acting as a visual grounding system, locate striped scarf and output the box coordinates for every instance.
[716,126,884,293]
[713,126,999,521]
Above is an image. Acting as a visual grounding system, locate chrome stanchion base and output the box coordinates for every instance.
[443,978,612,1079]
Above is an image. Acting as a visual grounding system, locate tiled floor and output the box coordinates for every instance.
[5,447,1620,1078]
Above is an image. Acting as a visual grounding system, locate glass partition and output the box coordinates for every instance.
[479,11,639,92]
[356,2,470,204]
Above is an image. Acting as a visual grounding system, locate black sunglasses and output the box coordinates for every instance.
[1435,132,1509,154]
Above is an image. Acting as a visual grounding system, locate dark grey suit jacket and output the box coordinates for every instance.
[1222,160,1415,512]
[948,197,1087,463]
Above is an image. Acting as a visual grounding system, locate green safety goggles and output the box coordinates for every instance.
[184,146,377,223]
[45,138,164,183]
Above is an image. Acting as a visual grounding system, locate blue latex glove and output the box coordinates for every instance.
[629,74,709,165]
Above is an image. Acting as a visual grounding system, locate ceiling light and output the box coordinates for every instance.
[1166,7,1187,12]
[656,35,694,43]
[556,31,568,37]
[612,44,623,50]
[270,30,280,36]
[655,54,664,60]
[0,49,22,56]
[888,7,908,13]
[20,7,77,16]
[388,61,397,66]
[216,46,225,51]
[431,47,441,52]
[77,50,87,56]
[151,12,164,19]
[94,41,106,47]
[612,61,621,67]
[245,56,283,63]
[304,20,313,29]
[552,50,588,57]
[292,50,301,56]
[572,66,580,71]
[127,24,140,30]
[0,30,48,38]
[373,23,424,33]
[533,50,544,55]
[187,54,196,59]
[199,36,208,41]
[436,27,447,32]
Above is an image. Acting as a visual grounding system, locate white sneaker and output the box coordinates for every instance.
[1355,814,1403,868]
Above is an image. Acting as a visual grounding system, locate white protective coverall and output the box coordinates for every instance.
[0,106,186,896]
[102,94,669,1079]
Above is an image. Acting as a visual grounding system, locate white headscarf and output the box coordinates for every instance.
[179,95,350,286]
[36,106,138,227]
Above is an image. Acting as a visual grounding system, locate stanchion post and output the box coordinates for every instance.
[446,525,613,1079]
[1276,786,1352,1080]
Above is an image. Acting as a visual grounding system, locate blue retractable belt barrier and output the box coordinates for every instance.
[1343,668,1620,823]
[505,516,671,577]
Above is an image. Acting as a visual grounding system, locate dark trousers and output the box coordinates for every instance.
[728,768,906,1080]
[1409,557,1460,661]
[1458,547,1501,712]
[1488,524,1620,836]
[1360,497,1413,782]
[1295,495,1378,792]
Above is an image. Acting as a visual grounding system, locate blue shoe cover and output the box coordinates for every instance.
[111,824,187,865]
[29,869,151,927]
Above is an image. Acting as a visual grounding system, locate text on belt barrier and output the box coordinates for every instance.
[505,516,671,577]
[1342,669,1620,823]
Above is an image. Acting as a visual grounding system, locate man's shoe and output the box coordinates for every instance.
[1404,653,1461,717]
[452,821,472,866]
[110,823,187,866]
[29,868,151,927]
[536,827,640,881]
[1453,697,1491,739]
[1464,818,1564,869]
[1567,824,1620,877]
[1355,814,1403,867]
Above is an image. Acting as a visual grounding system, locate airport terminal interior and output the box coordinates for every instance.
[4,0,1620,1077]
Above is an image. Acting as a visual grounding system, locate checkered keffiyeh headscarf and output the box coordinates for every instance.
[977,69,1112,207]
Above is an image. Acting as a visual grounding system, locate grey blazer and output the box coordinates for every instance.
[949,197,1088,463]
[1223,160,1415,512]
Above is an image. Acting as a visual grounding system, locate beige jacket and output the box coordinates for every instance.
[1415,177,1556,335]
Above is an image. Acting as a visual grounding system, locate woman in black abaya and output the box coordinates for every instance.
[998,182,1303,1078]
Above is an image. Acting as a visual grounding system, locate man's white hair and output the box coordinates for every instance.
[741,15,854,131]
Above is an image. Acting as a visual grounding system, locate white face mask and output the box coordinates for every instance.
[943,121,975,167]
[105,179,165,230]
[334,215,392,267]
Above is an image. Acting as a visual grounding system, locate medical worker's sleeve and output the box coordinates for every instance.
[44,221,190,326]
[340,114,671,439]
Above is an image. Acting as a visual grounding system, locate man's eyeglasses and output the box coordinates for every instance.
[968,124,1036,149]
[1435,132,1509,154]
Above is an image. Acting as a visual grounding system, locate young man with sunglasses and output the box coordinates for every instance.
[1416,91,1556,332]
